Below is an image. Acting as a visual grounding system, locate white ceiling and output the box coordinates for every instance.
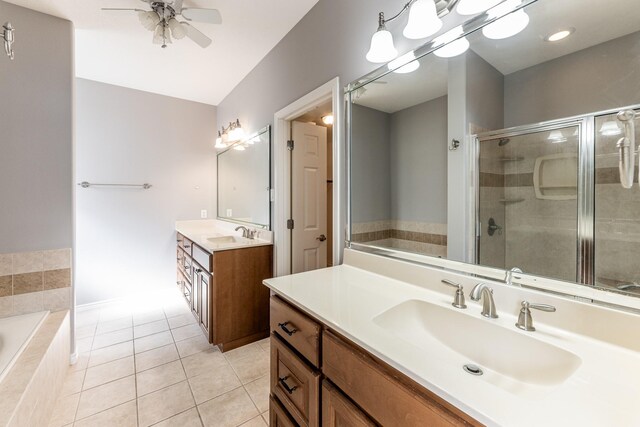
[354,0,640,114]
[4,0,318,105]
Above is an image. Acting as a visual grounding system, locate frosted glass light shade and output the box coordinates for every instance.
[482,9,530,39]
[548,130,567,143]
[229,126,245,142]
[600,121,623,136]
[366,29,397,63]
[168,18,187,39]
[138,10,161,31]
[457,0,503,15]
[434,37,470,58]
[388,52,420,74]
[403,0,442,39]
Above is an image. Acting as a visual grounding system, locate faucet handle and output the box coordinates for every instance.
[440,279,467,309]
[516,301,556,331]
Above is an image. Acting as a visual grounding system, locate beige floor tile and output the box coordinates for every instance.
[188,364,242,404]
[76,309,100,326]
[244,375,269,413]
[74,400,137,427]
[154,407,203,427]
[138,381,195,427]
[76,336,93,353]
[135,331,174,353]
[164,303,192,319]
[76,375,136,420]
[176,334,211,358]
[171,323,202,342]
[223,343,263,364]
[83,356,135,390]
[88,341,134,367]
[95,317,132,335]
[48,393,79,427]
[99,306,134,322]
[75,324,96,340]
[61,369,85,396]
[135,343,179,372]
[239,415,267,426]
[133,310,166,326]
[92,328,133,350]
[182,348,229,378]
[256,338,270,353]
[69,352,90,372]
[198,387,259,427]
[136,359,186,396]
[168,313,197,330]
[228,350,270,384]
[134,318,169,338]
[260,410,268,424]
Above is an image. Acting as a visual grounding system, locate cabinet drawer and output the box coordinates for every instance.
[322,331,481,427]
[192,244,212,271]
[270,296,321,368]
[322,380,376,427]
[179,234,193,256]
[271,334,320,427]
[270,395,299,427]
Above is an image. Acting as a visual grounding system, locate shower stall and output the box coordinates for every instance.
[475,105,640,294]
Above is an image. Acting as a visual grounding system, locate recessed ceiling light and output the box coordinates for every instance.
[545,28,575,42]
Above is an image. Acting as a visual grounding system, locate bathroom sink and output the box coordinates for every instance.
[207,236,245,244]
[373,300,581,387]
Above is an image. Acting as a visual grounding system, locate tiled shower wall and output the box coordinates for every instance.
[0,249,72,318]
[352,220,447,258]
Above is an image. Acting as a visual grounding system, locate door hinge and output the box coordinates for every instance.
[287,219,294,230]
[287,140,294,151]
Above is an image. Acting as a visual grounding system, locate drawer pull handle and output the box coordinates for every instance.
[278,376,298,394]
[184,244,191,248]
[278,322,298,336]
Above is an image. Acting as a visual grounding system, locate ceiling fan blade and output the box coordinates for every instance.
[180,8,222,24]
[182,22,212,48]
[169,0,184,13]
[101,8,145,12]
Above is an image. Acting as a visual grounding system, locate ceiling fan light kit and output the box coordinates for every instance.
[103,1,220,48]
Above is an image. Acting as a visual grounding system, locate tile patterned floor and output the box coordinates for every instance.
[49,292,271,427]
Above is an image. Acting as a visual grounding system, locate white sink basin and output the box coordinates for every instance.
[207,236,245,244]
[374,299,581,387]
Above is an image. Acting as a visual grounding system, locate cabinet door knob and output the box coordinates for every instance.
[278,322,298,336]
[278,376,298,394]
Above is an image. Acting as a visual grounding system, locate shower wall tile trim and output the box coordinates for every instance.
[351,221,447,247]
[0,249,72,318]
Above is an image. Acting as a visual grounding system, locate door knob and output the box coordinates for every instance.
[316,234,327,242]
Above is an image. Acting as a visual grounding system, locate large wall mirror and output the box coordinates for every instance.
[347,0,640,302]
[217,126,271,229]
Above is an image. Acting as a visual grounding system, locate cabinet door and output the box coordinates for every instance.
[199,270,211,337]
[322,380,375,427]
[191,267,201,321]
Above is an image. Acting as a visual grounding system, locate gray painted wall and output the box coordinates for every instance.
[390,96,448,223]
[75,79,216,305]
[0,1,73,253]
[466,51,504,132]
[505,31,640,127]
[351,105,390,223]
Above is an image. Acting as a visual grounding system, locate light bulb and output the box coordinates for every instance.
[434,37,469,58]
[482,9,530,40]
[366,14,397,63]
[403,0,442,40]
[456,0,503,15]
[321,115,335,125]
[138,10,161,31]
[600,121,623,136]
[388,52,420,74]
[168,18,187,40]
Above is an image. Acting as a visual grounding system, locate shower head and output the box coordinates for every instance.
[498,138,510,147]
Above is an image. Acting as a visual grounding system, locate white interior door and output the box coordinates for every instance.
[291,121,327,273]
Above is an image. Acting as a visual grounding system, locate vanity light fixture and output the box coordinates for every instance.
[433,26,470,58]
[321,115,335,125]
[482,0,530,40]
[548,130,567,143]
[215,119,245,149]
[456,0,503,16]
[2,22,14,60]
[388,51,420,73]
[366,13,398,63]
[215,131,227,149]
[233,144,246,151]
[544,28,575,42]
[599,120,623,136]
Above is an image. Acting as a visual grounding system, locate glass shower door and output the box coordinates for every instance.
[478,124,580,283]
[594,109,640,295]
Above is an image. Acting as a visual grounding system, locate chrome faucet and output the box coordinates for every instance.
[516,301,556,331]
[469,283,498,318]
[440,279,467,309]
[235,226,255,239]
[505,267,523,286]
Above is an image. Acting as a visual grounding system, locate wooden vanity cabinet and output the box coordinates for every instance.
[176,232,272,352]
[268,295,483,427]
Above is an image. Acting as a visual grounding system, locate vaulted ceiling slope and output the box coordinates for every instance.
[4,0,318,105]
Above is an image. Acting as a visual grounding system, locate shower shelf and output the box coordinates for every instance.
[498,157,524,162]
[499,198,525,204]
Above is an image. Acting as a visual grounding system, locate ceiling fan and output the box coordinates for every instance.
[102,0,221,48]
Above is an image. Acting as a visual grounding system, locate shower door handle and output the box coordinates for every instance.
[487,218,502,236]
[617,110,637,189]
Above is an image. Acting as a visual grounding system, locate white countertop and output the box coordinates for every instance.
[263,249,640,427]
[176,220,273,253]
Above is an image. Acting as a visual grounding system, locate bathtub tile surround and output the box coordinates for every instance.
[52,290,270,426]
[0,249,72,318]
[352,220,448,257]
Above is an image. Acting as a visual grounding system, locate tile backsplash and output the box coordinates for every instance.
[0,249,72,318]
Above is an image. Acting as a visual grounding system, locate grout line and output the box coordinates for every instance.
[73,396,138,424]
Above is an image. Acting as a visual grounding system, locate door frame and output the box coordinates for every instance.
[273,77,344,277]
